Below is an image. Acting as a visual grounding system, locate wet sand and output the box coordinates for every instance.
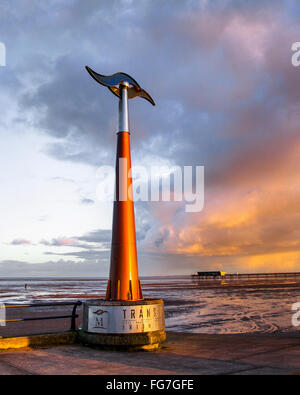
[1,276,300,335]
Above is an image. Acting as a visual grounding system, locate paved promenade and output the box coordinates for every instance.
[0,332,300,375]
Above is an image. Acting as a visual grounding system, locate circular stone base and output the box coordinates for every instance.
[79,299,166,350]
[78,329,166,351]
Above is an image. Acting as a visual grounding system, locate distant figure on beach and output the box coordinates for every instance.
[24,283,28,290]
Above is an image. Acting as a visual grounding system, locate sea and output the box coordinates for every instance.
[1,275,300,334]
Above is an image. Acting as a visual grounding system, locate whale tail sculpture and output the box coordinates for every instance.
[85,66,155,106]
[86,66,155,301]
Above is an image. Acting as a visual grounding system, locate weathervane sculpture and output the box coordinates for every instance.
[80,67,166,350]
[86,66,154,302]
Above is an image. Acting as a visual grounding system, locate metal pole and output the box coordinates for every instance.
[71,301,82,330]
[106,92,142,300]
[119,82,129,132]
[85,68,155,302]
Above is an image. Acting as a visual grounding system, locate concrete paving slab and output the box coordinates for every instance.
[165,333,300,362]
[0,360,34,375]
[231,366,293,375]
[0,332,299,375]
[236,345,300,369]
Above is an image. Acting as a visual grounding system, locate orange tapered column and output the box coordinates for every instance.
[82,67,165,349]
[106,130,143,300]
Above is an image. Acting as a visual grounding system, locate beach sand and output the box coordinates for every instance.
[1,276,300,336]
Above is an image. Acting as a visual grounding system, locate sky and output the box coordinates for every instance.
[0,0,300,276]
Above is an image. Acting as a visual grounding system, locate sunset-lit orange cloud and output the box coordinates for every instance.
[139,6,300,273]
[145,145,300,272]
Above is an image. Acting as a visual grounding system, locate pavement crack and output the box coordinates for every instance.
[222,365,262,375]
[231,343,299,363]
[0,359,39,375]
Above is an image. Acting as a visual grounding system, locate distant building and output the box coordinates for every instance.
[192,271,226,277]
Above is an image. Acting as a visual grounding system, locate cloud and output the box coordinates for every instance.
[0,259,107,277]
[44,249,109,262]
[2,1,300,275]
[10,239,32,245]
[80,198,94,205]
[40,238,79,247]
[39,230,112,262]
[76,229,111,244]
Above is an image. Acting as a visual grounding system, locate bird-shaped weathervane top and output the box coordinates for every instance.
[85,66,155,106]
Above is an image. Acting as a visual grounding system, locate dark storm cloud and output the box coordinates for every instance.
[2,0,300,273]
[10,0,295,166]
[13,0,299,182]
[13,0,229,167]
